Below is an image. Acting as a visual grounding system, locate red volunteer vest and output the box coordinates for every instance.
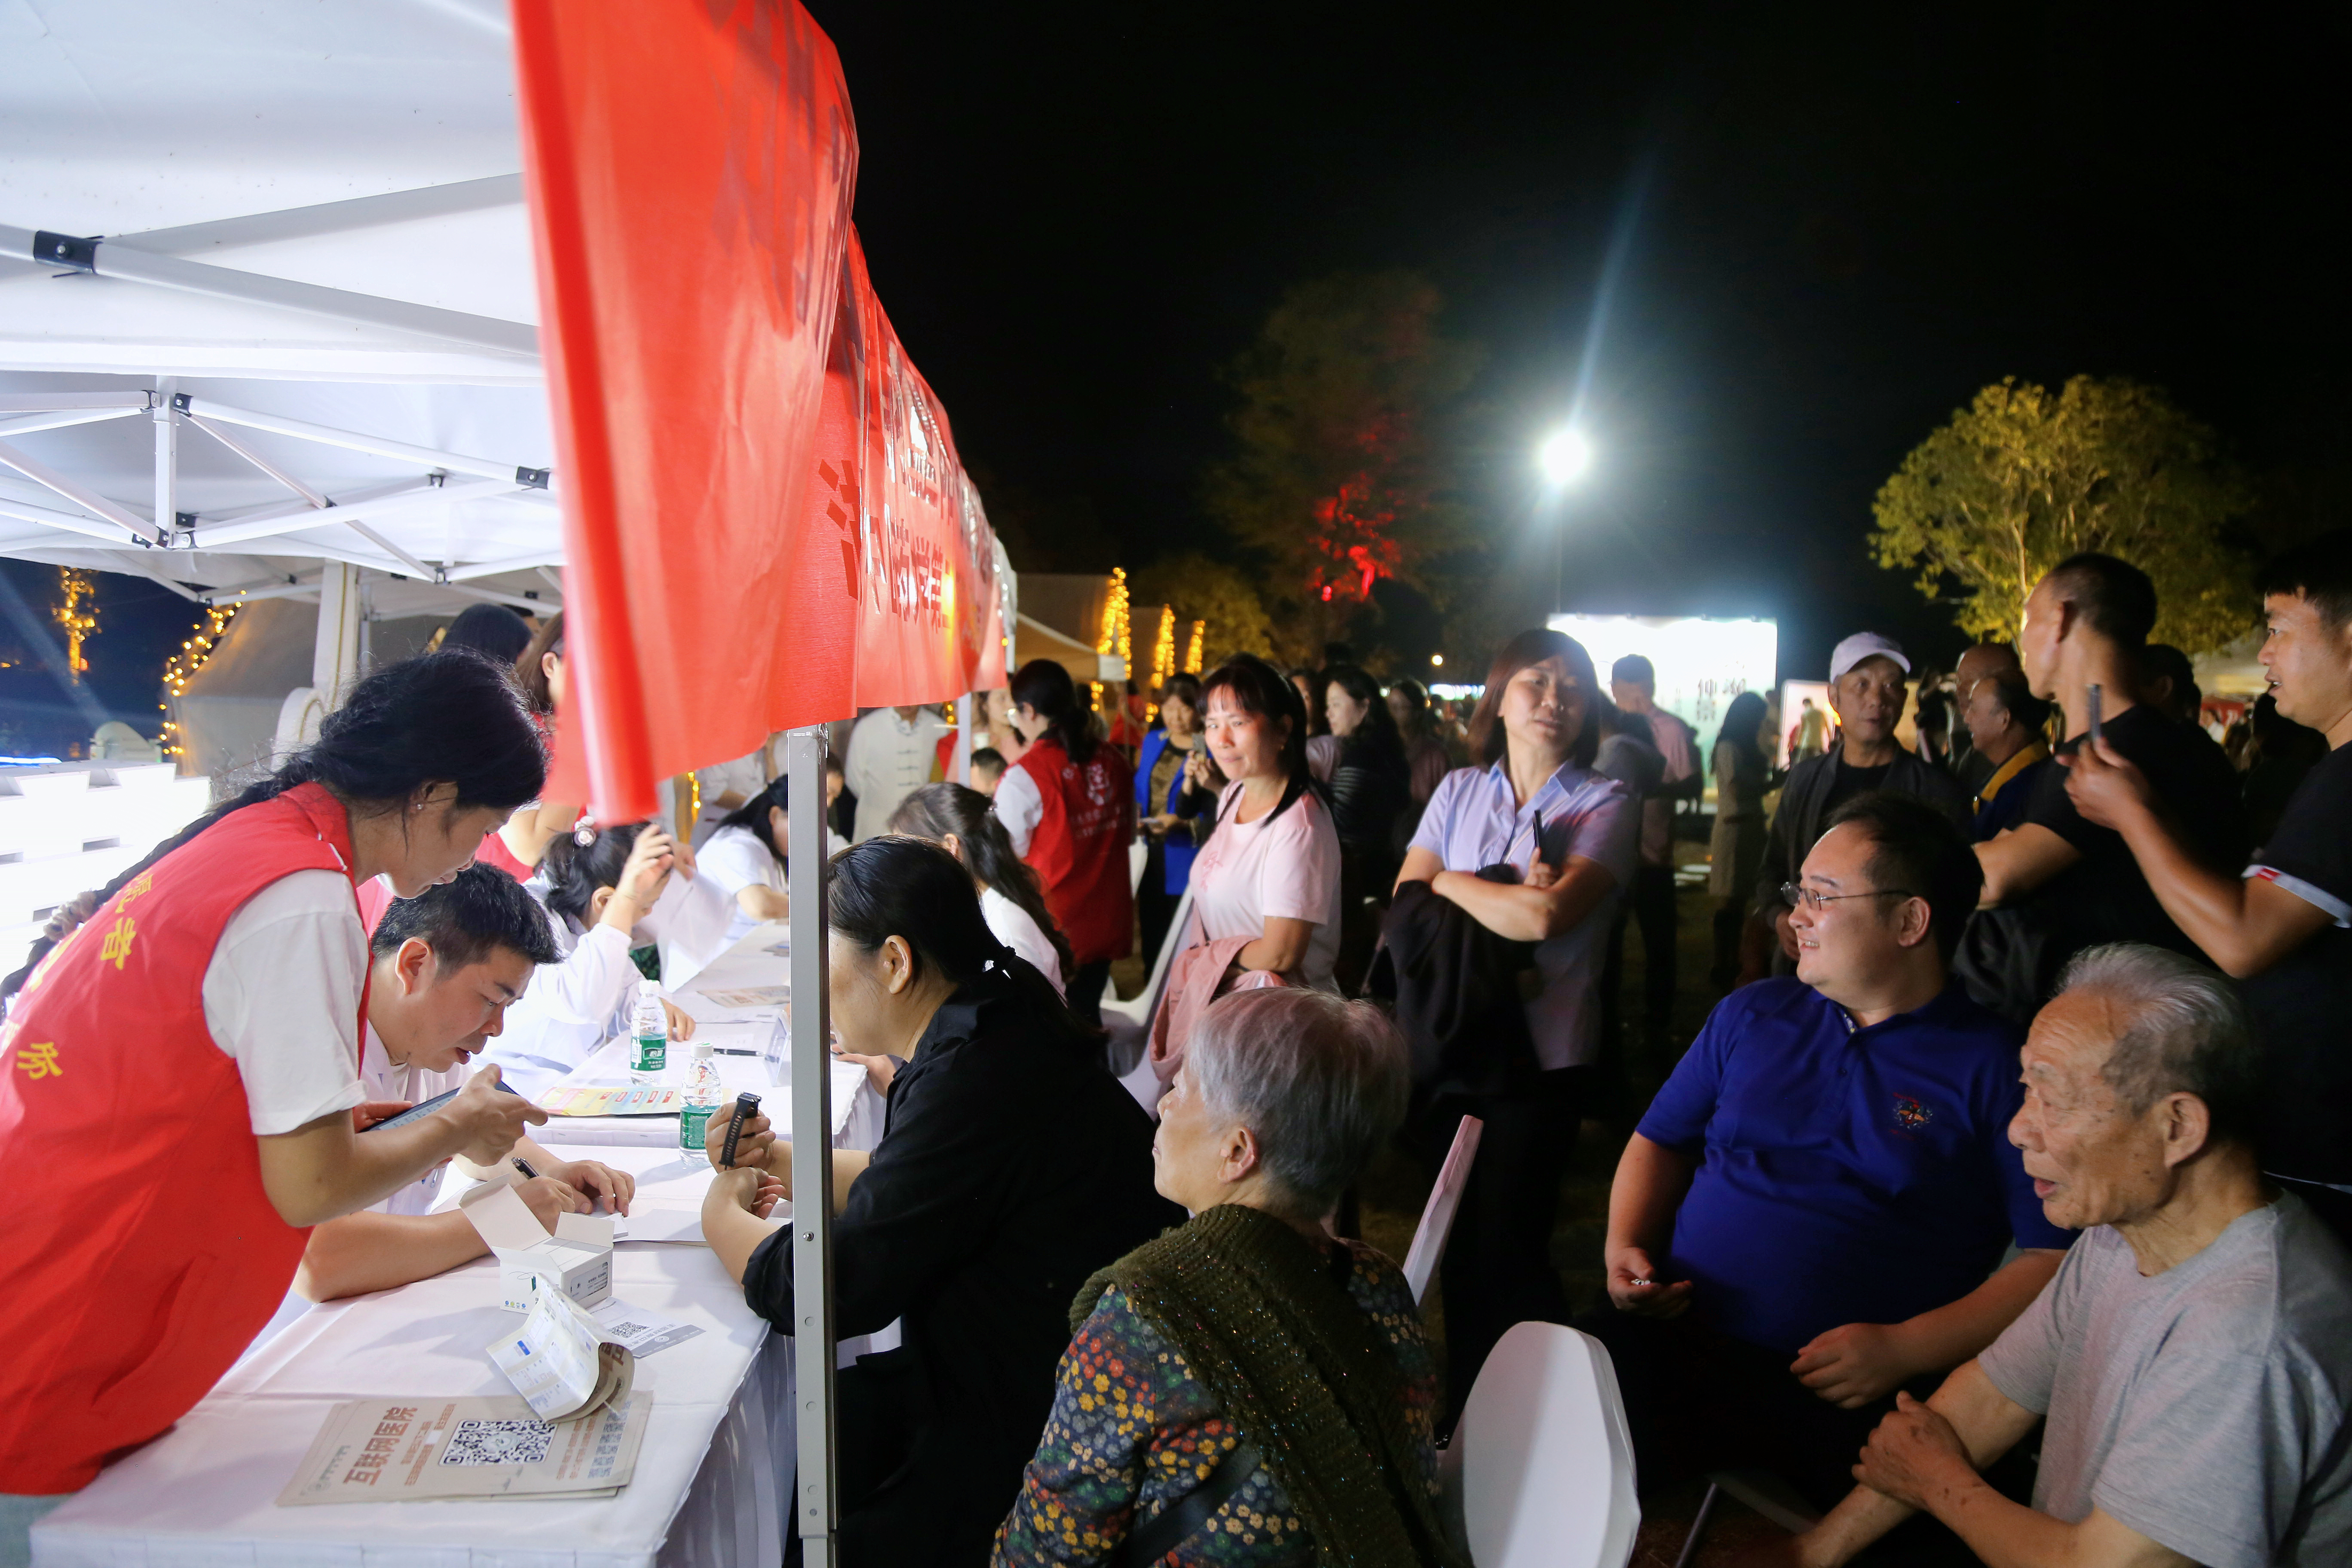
[0,783,362,1492]
[1012,737,1135,968]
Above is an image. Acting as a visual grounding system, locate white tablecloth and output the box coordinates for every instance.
[33,1147,789,1568]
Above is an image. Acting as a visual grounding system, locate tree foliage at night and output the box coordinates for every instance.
[1871,376,2255,652]
[1206,270,1479,652]
[1129,552,1275,673]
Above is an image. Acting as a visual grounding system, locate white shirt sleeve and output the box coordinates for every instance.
[995,764,1044,858]
[698,825,784,900]
[202,869,368,1136]
[982,885,1064,991]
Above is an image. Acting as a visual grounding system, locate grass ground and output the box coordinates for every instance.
[1108,845,1789,1562]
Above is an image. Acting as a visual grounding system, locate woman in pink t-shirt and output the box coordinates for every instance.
[1180,654,1344,992]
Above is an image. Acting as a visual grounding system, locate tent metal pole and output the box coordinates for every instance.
[784,725,838,1566]
[0,440,162,545]
[204,577,322,606]
[153,378,178,540]
[443,551,567,582]
[433,582,559,614]
[0,493,157,546]
[175,396,546,487]
[185,415,331,508]
[0,407,147,441]
[190,478,513,548]
[0,224,539,359]
[335,516,435,581]
[0,392,153,414]
[954,693,974,785]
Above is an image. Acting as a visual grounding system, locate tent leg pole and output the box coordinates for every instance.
[786,726,837,1567]
[153,377,177,539]
[953,693,973,786]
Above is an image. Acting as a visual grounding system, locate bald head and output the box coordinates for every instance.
[1955,642,2021,704]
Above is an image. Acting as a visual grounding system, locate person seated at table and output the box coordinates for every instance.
[293,866,636,1303]
[698,776,792,943]
[475,822,698,1098]
[1587,793,2071,1520]
[991,988,1457,1567]
[699,836,1179,1568]
[969,746,1007,796]
[1759,945,2352,1568]
[888,782,1072,994]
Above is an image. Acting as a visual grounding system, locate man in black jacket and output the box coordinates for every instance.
[1743,633,1972,981]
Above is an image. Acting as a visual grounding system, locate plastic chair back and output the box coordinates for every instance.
[1401,1114,1482,1306]
[1439,1322,1640,1568]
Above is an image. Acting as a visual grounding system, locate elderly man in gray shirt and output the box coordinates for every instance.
[1759,943,2352,1568]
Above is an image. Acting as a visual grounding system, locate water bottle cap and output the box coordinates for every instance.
[692,1041,714,1058]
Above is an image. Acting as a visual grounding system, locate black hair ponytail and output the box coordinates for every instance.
[828,836,1096,1052]
[885,782,1075,981]
[1008,658,1096,766]
[5,650,545,1001]
[541,821,644,930]
[714,775,789,868]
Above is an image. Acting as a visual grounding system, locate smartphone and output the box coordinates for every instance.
[2085,682,2103,747]
[358,1078,522,1132]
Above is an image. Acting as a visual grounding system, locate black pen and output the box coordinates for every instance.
[511,1157,538,1180]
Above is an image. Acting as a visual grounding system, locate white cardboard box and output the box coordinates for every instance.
[460,1181,615,1313]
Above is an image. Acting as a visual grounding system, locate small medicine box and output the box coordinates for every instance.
[459,1181,616,1313]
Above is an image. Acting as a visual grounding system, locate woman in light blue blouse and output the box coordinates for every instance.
[1391,627,1639,1413]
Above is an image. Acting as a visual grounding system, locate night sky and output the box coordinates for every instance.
[7,5,2346,753]
[810,2,2349,674]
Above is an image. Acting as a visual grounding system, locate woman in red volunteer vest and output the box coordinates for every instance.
[0,652,549,1508]
[994,659,1135,1023]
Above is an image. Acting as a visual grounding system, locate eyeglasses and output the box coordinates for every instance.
[1781,881,1917,913]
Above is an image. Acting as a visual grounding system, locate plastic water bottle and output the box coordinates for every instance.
[679,1042,722,1152]
[629,988,668,1082]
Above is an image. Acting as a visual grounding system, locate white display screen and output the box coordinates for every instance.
[1545,614,1779,749]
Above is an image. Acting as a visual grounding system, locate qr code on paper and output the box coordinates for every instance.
[603,1321,649,1338]
[439,1418,554,1467]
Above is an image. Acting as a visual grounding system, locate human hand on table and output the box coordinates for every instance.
[543,1158,634,1216]
[704,1105,778,1173]
[1792,1321,1914,1409]
[831,1046,897,1095]
[442,1064,547,1165]
[661,998,696,1041]
[515,1175,592,1229]
[706,1164,787,1219]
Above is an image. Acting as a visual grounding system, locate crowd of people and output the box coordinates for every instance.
[4,531,2351,1568]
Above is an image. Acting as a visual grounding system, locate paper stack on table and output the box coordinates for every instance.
[277,1393,649,1505]
[539,1083,683,1116]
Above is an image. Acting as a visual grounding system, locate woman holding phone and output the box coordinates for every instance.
[0,652,550,1515]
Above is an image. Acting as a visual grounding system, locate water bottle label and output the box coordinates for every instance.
[632,1034,667,1073]
[680,1105,711,1151]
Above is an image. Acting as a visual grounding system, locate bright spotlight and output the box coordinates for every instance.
[1537,427,1593,486]
[1430,652,1444,668]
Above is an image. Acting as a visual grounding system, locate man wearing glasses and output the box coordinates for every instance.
[1583,793,2071,1539]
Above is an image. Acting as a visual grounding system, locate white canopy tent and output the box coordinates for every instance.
[0,0,562,717]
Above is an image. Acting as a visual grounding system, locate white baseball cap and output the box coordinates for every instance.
[1829,632,1911,683]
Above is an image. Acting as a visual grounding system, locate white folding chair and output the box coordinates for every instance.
[1401,1114,1483,1307]
[1101,885,1195,1115]
[1440,1321,1640,1568]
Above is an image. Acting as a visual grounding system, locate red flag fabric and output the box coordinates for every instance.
[515,5,1006,821]
[513,0,858,821]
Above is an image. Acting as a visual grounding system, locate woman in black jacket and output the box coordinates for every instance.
[1323,664,1413,991]
[701,836,1179,1567]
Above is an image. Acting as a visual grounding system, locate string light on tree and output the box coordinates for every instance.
[52,567,98,677]
[156,599,244,757]
[1184,620,1206,674]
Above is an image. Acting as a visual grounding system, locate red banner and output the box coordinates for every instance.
[516,3,1004,821]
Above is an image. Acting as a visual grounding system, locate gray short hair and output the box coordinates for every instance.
[1187,988,1411,1215]
[2055,943,2260,1145]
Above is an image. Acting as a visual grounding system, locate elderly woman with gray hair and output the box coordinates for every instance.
[992,987,1463,1568]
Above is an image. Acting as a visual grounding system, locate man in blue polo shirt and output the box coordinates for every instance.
[1584,792,2071,1519]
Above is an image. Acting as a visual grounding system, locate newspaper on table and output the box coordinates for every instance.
[277,1393,648,1505]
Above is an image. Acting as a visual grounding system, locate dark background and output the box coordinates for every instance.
[8,4,2347,752]
[808,1,2349,670]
